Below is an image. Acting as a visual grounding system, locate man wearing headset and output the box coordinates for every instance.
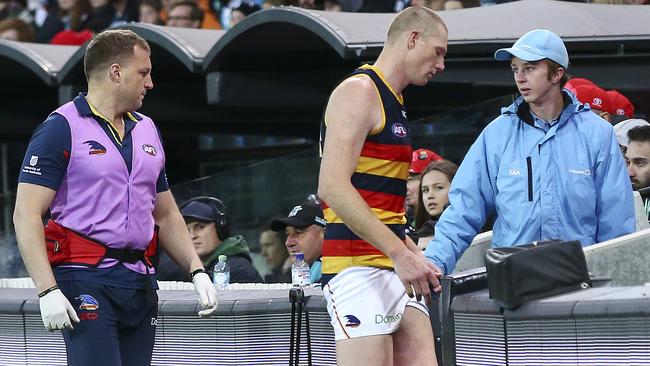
[168,197,262,283]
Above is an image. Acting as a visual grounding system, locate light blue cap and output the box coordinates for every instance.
[494,29,569,69]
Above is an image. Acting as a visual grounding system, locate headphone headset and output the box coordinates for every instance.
[179,196,231,241]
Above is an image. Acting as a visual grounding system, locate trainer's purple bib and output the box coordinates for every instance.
[50,101,165,274]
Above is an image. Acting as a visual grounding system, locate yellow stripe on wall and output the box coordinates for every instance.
[322,255,394,274]
[324,207,406,225]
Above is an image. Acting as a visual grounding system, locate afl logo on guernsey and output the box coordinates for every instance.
[142,144,157,156]
[391,123,407,138]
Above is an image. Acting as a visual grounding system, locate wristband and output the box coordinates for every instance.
[38,285,59,298]
[190,268,206,281]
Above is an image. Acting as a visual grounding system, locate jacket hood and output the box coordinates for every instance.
[202,235,252,266]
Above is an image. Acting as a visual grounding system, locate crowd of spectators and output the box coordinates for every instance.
[2,0,647,44]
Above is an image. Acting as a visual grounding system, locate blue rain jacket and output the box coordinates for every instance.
[425,91,635,275]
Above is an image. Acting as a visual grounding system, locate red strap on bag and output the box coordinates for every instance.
[143,226,159,268]
[44,220,158,268]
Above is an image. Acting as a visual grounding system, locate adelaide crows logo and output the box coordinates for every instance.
[344,314,361,328]
[84,140,107,155]
[75,294,99,311]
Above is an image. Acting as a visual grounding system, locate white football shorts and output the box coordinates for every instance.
[323,266,429,341]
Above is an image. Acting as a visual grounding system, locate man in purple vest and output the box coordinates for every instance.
[13,29,217,366]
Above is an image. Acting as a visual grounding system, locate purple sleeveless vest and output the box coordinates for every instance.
[50,101,165,274]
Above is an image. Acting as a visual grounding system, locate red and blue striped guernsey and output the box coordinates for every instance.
[320,65,412,284]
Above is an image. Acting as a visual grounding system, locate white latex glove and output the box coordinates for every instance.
[192,272,218,317]
[39,289,80,331]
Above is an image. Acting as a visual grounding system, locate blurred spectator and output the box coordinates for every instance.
[459,0,479,7]
[262,0,299,8]
[171,0,220,29]
[573,84,612,123]
[50,29,93,44]
[323,0,340,10]
[444,0,463,10]
[410,0,444,10]
[111,0,140,26]
[358,0,400,12]
[57,0,91,32]
[412,160,458,249]
[607,89,635,122]
[270,201,325,284]
[84,0,115,33]
[625,125,650,222]
[139,0,164,24]
[406,148,443,226]
[296,0,342,11]
[31,0,65,43]
[0,18,35,41]
[259,229,291,283]
[297,0,318,9]
[166,0,203,28]
[0,0,31,22]
[615,118,650,155]
[229,0,259,27]
[160,0,216,29]
[196,0,221,29]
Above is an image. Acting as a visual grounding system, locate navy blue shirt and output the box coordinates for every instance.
[18,94,168,289]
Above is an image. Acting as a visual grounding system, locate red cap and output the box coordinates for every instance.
[606,90,634,118]
[573,84,611,113]
[565,77,596,94]
[409,149,443,175]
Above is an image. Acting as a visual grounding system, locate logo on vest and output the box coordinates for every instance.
[84,140,107,155]
[142,144,157,156]
[392,123,407,138]
[75,294,99,311]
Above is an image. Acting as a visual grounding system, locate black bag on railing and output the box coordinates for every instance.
[484,240,592,309]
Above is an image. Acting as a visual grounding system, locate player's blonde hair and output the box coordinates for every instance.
[385,6,447,47]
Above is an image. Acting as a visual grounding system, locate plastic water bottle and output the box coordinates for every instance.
[292,253,311,287]
[213,255,230,290]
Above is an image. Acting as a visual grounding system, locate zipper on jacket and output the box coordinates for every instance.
[527,156,533,202]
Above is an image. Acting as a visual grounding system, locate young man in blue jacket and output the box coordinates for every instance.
[425,29,635,276]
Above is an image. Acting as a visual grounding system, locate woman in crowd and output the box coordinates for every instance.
[413,160,458,249]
